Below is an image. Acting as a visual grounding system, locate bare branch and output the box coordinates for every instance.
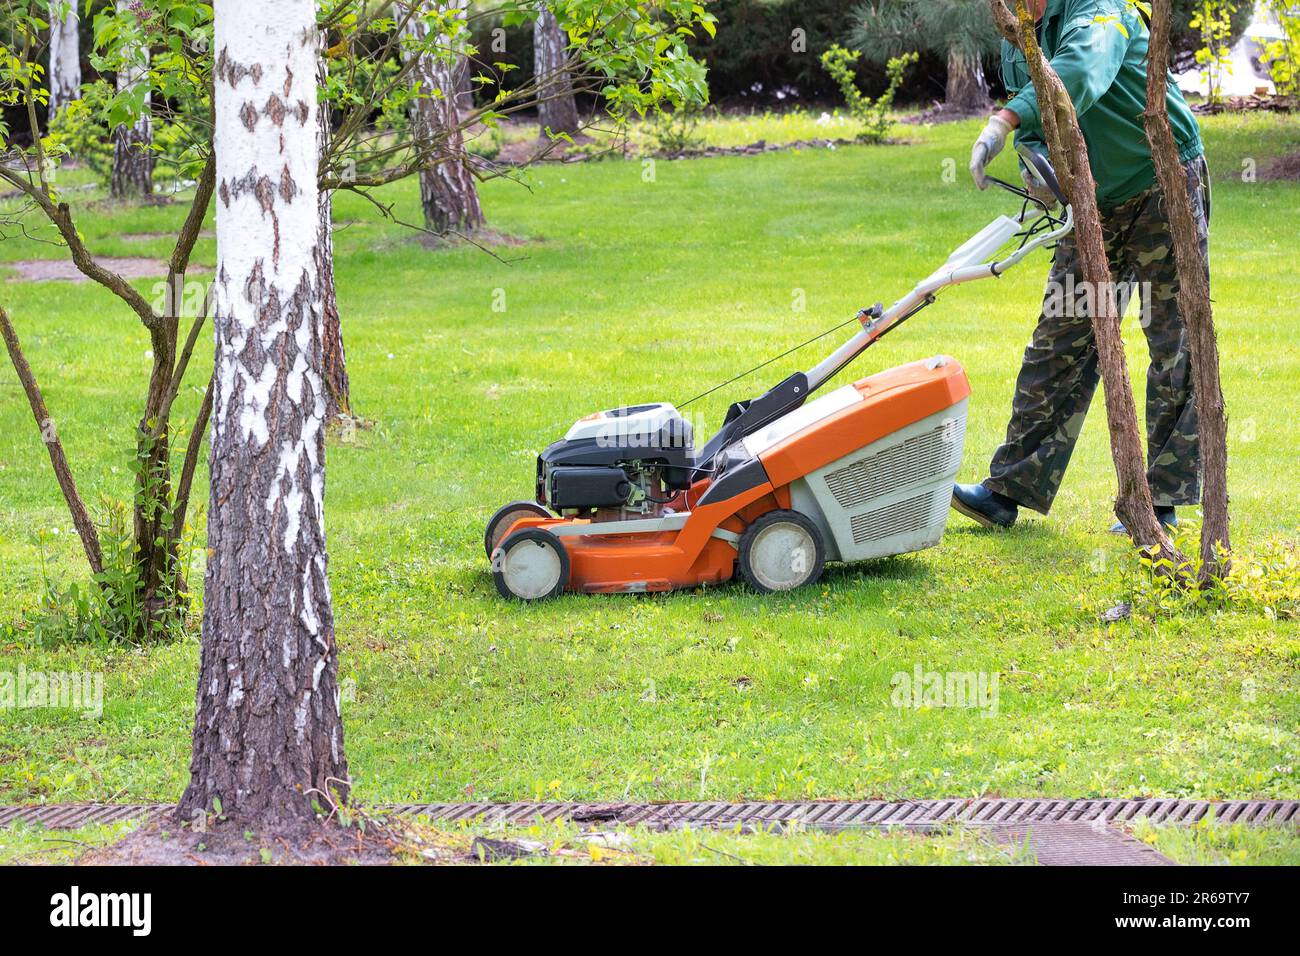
[0,306,105,577]
[0,165,162,329]
[168,154,217,280]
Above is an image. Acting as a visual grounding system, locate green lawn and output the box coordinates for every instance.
[0,113,1297,827]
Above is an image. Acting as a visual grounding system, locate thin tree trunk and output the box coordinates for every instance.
[110,1,154,200]
[318,48,351,420]
[134,321,178,624]
[405,1,485,235]
[171,373,213,554]
[0,306,104,576]
[1143,0,1229,583]
[47,3,81,123]
[989,0,1182,566]
[155,158,217,584]
[945,49,991,112]
[534,6,580,136]
[180,0,349,825]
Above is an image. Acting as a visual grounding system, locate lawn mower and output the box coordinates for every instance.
[485,146,1073,600]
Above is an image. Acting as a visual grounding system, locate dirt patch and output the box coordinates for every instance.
[1192,93,1297,115]
[121,230,214,243]
[87,194,175,210]
[652,136,857,159]
[416,227,530,250]
[71,809,624,866]
[495,131,598,165]
[78,814,409,866]
[1260,150,1300,182]
[4,257,212,282]
[903,101,993,125]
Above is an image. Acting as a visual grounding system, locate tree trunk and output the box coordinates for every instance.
[533,7,580,136]
[405,1,485,235]
[133,321,178,627]
[945,49,991,112]
[989,0,1183,567]
[47,3,81,123]
[180,0,349,825]
[110,1,153,200]
[317,48,351,421]
[1143,0,1229,583]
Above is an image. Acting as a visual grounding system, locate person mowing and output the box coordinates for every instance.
[955,0,1209,533]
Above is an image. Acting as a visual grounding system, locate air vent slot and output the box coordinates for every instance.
[825,417,965,510]
[849,489,944,544]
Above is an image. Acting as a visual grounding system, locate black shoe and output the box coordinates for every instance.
[1109,507,1177,535]
[951,483,1019,529]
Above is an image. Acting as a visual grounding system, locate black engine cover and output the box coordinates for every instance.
[545,466,634,509]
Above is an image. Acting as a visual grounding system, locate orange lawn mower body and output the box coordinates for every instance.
[484,147,1074,600]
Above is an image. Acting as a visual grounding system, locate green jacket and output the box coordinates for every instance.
[1001,0,1203,209]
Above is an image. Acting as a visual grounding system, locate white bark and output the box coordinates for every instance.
[533,6,579,136]
[404,1,484,234]
[182,0,348,822]
[47,3,81,122]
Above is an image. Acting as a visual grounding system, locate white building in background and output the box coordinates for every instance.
[1176,1,1289,98]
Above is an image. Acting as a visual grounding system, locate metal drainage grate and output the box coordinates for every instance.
[2,798,1296,832]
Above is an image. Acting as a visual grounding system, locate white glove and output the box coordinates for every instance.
[1020,166,1057,205]
[969,115,1013,190]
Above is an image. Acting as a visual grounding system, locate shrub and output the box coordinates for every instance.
[647,104,707,154]
[1125,527,1300,622]
[684,0,905,103]
[2,496,202,647]
[46,87,115,181]
[1260,1,1300,96]
[1189,1,1241,105]
[820,45,917,144]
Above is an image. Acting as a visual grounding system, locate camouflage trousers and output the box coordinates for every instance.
[984,156,1210,514]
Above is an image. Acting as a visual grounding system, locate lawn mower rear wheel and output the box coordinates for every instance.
[484,500,552,559]
[738,509,825,593]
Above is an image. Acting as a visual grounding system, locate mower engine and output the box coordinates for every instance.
[536,403,695,520]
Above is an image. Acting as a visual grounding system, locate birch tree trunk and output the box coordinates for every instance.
[317,49,351,421]
[47,3,81,123]
[945,49,990,112]
[1143,0,1229,583]
[110,1,154,200]
[179,0,349,824]
[534,6,580,136]
[404,1,483,235]
[989,0,1183,566]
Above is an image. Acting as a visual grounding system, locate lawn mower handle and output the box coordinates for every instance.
[804,149,1073,394]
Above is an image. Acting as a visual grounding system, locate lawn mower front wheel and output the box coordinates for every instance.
[492,527,570,601]
[484,500,553,558]
[738,509,825,594]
